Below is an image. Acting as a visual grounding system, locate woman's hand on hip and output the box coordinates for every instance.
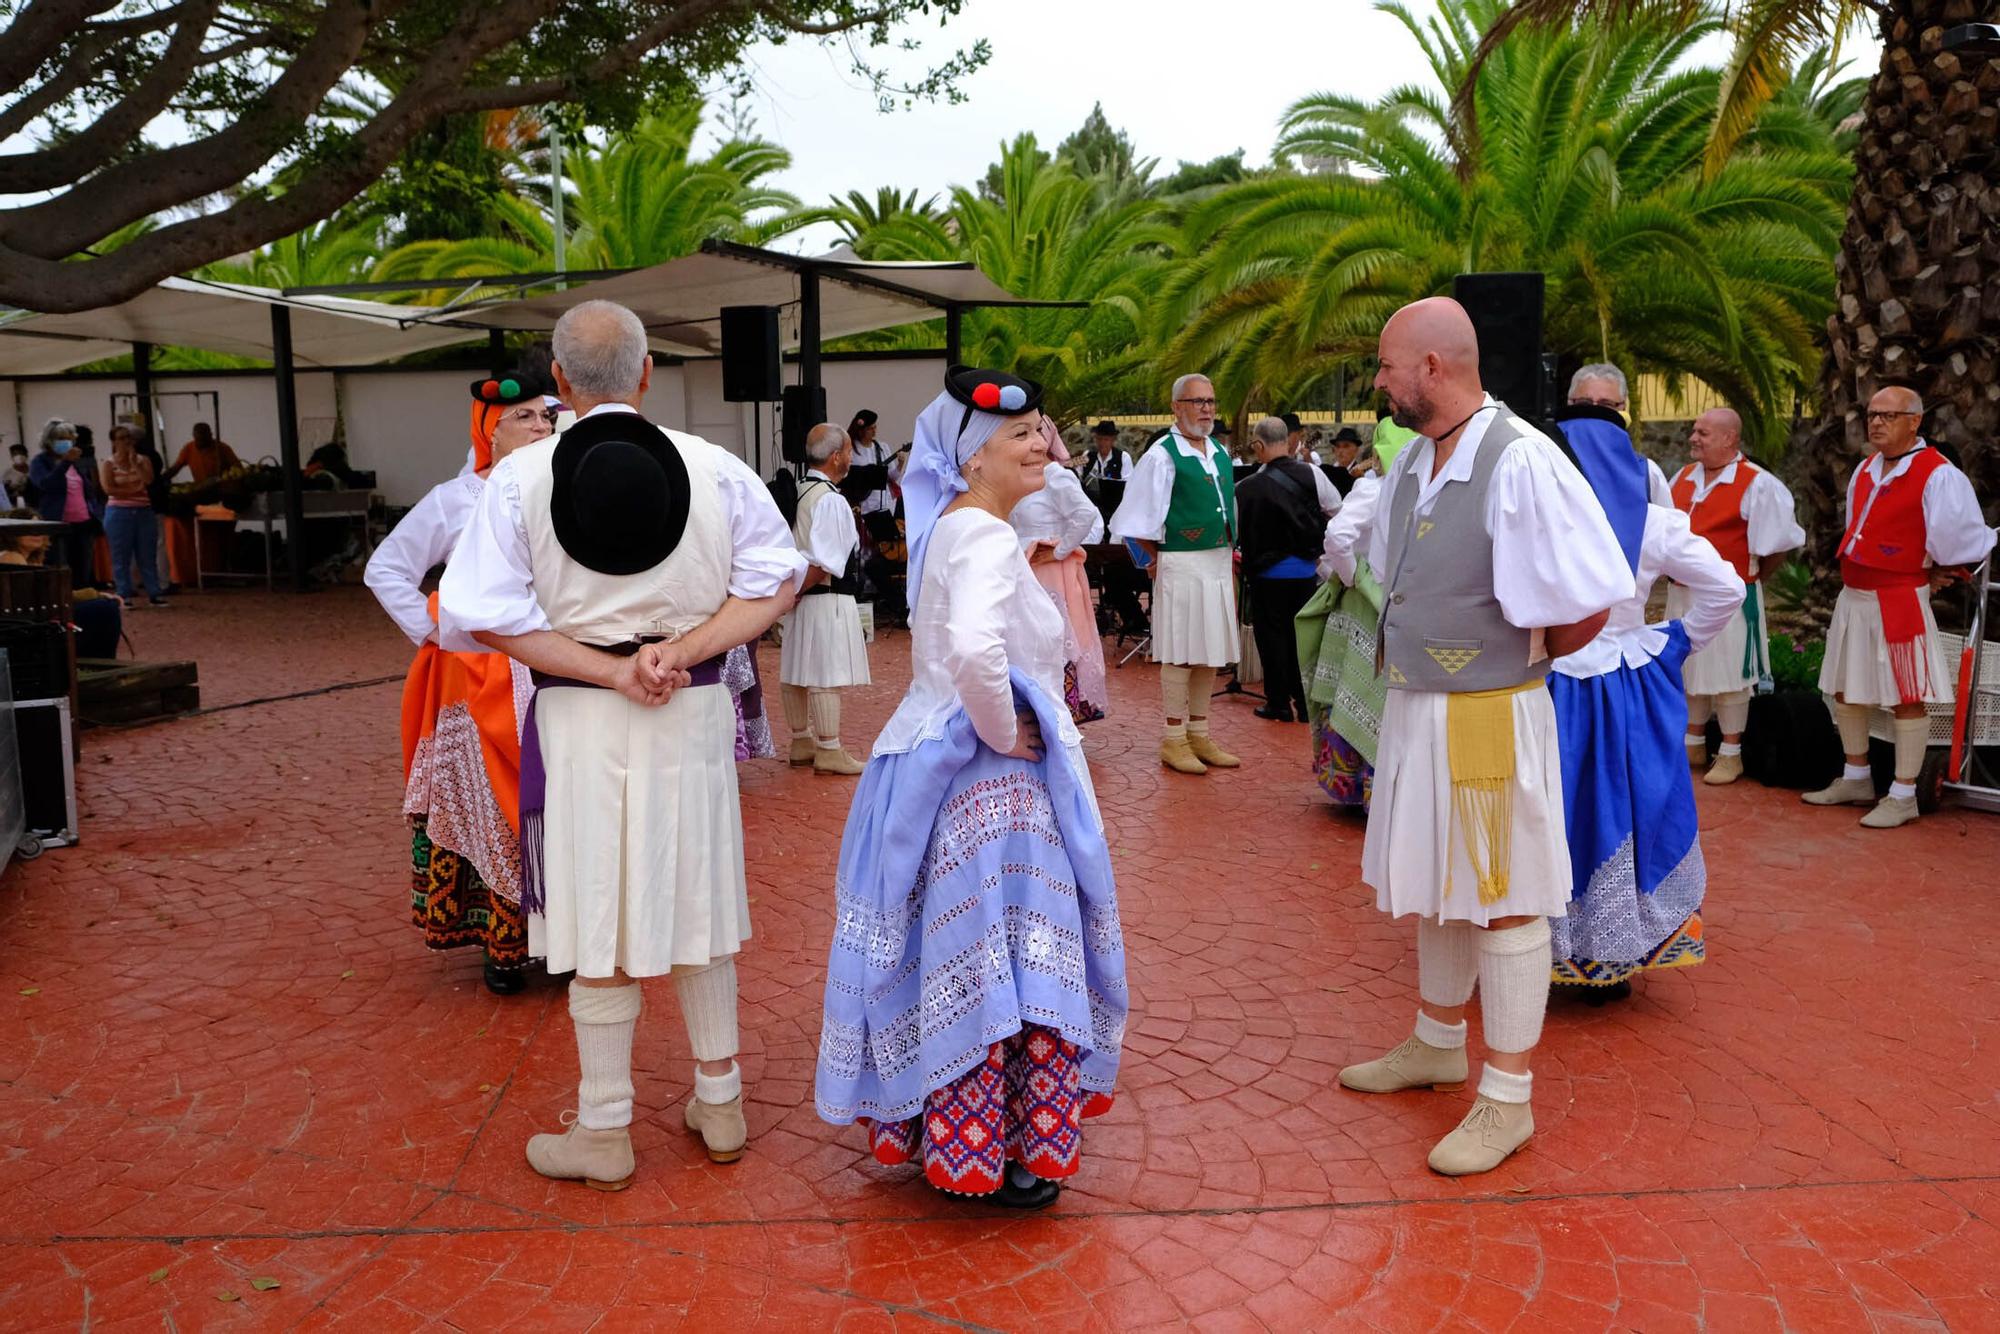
[997,712,1044,762]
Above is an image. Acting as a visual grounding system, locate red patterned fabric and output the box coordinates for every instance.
[862,1024,1113,1195]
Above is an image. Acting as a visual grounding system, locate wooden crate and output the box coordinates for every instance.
[76,658,200,727]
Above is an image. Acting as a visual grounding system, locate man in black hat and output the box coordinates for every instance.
[1327,427,1363,496]
[441,299,808,1189]
[1078,419,1129,490]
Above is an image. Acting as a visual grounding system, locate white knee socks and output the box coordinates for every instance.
[1715,689,1751,738]
[1477,918,1550,1056]
[569,981,642,1131]
[808,688,841,751]
[1892,715,1927,791]
[1685,693,1713,741]
[675,958,742,1103]
[1186,666,1216,730]
[1161,665,1191,736]
[1834,699,1871,759]
[781,684,811,741]
[1415,917,1476,1048]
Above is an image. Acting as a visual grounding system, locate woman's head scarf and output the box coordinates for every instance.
[901,366,1045,612]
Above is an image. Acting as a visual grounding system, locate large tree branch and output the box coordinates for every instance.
[0,0,130,89]
[0,0,226,194]
[0,1,191,140]
[766,3,890,35]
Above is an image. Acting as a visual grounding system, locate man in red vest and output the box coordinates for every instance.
[1804,387,1994,827]
[1668,408,1805,784]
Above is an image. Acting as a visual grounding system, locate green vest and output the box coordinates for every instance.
[1160,434,1236,551]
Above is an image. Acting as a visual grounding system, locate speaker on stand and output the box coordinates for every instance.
[1452,272,1547,421]
[780,384,827,466]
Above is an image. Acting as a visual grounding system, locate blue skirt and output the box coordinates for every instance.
[815,671,1127,1126]
[1548,622,1707,977]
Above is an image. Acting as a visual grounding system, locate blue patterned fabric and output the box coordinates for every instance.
[815,670,1126,1126]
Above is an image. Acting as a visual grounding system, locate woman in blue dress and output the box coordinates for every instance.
[1547,407,1745,994]
[815,367,1127,1209]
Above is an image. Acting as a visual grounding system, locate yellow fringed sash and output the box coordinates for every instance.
[1445,679,1544,905]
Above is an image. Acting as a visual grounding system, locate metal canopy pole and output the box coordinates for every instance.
[799,266,822,402]
[944,305,962,366]
[269,305,308,592]
[131,341,154,440]
[487,328,507,377]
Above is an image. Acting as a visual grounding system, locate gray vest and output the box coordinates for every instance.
[1376,407,1548,693]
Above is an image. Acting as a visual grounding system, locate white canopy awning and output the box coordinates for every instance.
[422,242,1032,355]
[0,276,477,374]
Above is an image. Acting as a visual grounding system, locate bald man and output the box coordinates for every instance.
[779,422,872,775]
[1804,387,1993,828]
[1667,407,1805,784]
[1336,297,1629,1177]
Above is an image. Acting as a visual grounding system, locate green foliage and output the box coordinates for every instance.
[1157,0,1849,446]
[1765,632,1826,693]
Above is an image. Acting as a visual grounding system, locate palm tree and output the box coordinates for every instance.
[200,219,384,290]
[820,187,943,255]
[839,136,1178,417]
[1475,0,2000,571]
[1159,0,1851,448]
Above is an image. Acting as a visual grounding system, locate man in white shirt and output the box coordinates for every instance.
[1667,407,1806,784]
[1336,298,1627,1177]
[779,423,872,775]
[439,300,806,1187]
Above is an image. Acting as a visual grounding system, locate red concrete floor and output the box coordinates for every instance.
[5,584,2000,1331]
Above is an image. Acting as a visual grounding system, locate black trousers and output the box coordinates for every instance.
[1248,575,1317,716]
[61,521,98,587]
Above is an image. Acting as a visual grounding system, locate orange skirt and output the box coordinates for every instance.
[400,640,527,907]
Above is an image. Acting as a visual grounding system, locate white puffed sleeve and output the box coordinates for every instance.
[438,457,550,652]
[1922,462,1997,567]
[1742,469,1806,558]
[714,449,811,597]
[1646,457,1673,508]
[1650,505,1746,651]
[1043,465,1101,559]
[364,480,468,646]
[940,519,1023,754]
[1311,465,1343,516]
[801,485,858,575]
[1321,473,1380,585]
[1486,434,1630,628]
[1108,442,1175,542]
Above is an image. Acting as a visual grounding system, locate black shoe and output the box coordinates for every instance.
[1583,980,1633,1006]
[1254,704,1292,722]
[148,596,170,608]
[991,1175,1061,1209]
[483,956,526,995]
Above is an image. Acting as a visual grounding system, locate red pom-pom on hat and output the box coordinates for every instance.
[971,382,1002,409]
[481,380,501,400]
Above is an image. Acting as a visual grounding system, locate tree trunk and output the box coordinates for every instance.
[1788,0,2000,621]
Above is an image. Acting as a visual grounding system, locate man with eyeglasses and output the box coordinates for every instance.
[1567,364,1672,506]
[1110,373,1244,774]
[1667,407,1806,785]
[1803,386,1993,828]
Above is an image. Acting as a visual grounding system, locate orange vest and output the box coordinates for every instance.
[1671,458,1760,582]
[1839,447,1948,591]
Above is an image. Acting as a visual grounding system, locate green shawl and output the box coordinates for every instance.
[1295,563,1388,766]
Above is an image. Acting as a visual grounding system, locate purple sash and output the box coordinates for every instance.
[518,647,726,914]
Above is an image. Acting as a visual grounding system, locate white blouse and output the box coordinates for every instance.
[873,508,1084,768]
[1673,456,1808,563]
[364,472,484,646]
[1010,463,1103,558]
[1554,505,1746,679]
[1320,472,1382,586]
[1840,444,1995,568]
[1108,430,1232,542]
[438,404,805,652]
[1364,398,1632,631]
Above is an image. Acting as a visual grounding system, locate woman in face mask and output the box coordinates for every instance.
[27,419,98,585]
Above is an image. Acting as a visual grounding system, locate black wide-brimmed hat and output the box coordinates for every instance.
[549,412,689,575]
[1092,419,1119,436]
[1331,426,1363,444]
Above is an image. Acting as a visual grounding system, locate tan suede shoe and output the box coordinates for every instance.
[1859,794,1920,828]
[1803,776,1876,806]
[1186,733,1240,768]
[1428,1096,1534,1176]
[1685,741,1707,769]
[1337,1035,1468,1094]
[1159,736,1207,775]
[1703,753,1744,785]
[684,1095,748,1164]
[788,736,816,767]
[812,747,866,776]
[526,1114,634,1191]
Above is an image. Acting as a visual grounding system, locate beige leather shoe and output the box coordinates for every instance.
[1186,733,1241,768]
[1160,736,1207,775]
[1428,1096,1534,1176]
[1337,1035,1468,1094]
[1859,794,1920,828]
[788,736,816,767]
[1685,741,1707,769]
[812,747,866,776]
[526,1114,635,1191]
[1803,776,1876,806]
[1703,753,1744,785]
[684,1095,748,1164]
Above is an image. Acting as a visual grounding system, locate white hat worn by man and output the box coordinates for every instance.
[440,300,807,1188]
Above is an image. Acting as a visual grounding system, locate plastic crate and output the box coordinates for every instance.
[1866,631,2000,746]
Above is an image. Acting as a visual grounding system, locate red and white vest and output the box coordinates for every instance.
[1839,446,1947,591]
[1671,458,1761,582]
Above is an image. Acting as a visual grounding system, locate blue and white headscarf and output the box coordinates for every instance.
[901,367,1045,612]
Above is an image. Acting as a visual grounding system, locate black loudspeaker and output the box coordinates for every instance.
[1453,272,1546,419]
[780,383,826,463]
[720,305,781,402]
